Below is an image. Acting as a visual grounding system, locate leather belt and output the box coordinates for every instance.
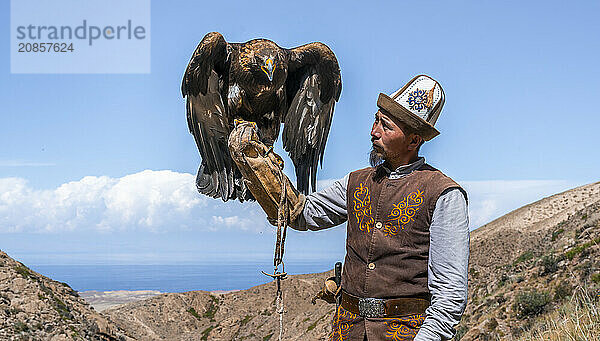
[340,291,430,318]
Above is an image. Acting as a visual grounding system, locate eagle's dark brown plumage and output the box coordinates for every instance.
[182,32,342,201]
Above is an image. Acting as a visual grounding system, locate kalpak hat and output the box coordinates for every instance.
[377,74,445,141]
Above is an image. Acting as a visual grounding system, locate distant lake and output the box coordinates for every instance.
[29,259,339,293]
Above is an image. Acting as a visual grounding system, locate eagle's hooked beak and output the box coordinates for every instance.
[261,58,275,82]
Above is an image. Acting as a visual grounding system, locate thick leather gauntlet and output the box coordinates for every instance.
[228,120,305,222]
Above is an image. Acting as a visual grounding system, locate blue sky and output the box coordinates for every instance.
[1,1,599,266]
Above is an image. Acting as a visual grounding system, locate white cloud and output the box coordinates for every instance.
[0,170,270,233]
[460,180,583,229]
[0,172,585,235]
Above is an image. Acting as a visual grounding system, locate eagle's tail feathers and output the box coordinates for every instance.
[196,162,254,202]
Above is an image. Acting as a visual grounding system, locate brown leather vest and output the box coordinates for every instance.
[342,163,462,299]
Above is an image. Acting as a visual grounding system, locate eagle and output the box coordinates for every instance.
[182,32,342,202]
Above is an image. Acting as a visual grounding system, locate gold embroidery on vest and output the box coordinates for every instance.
[384,314,425,340]
[352,183,374,233]
[329,305,359,341]
[383,189,424,236]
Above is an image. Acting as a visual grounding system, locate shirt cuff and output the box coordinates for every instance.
[414,326,442,341]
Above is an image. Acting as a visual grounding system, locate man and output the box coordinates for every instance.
[229,75,469,341]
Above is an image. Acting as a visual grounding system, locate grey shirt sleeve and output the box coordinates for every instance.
[414,188,470,341]
[291,173,349,231]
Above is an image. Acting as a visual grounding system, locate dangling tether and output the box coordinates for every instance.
[261,168,289,341]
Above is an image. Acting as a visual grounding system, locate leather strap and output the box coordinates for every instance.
[340,291,430,318]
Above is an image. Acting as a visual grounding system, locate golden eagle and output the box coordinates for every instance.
[182,32,342,201]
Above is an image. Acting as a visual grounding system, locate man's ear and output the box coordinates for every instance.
[407,134,423,151]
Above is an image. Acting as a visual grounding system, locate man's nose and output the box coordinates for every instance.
[371,124,381,139]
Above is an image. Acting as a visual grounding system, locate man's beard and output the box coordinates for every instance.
[369,147,385,167]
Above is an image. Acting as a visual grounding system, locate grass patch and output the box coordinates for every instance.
[13,264,34,279]
[240,314,253,326]
[564,237,600,260]
[53,296,71,319]
[514,251,534,265]
[200,325,215,341]
[38,282,72,320]
[263,333,273,341]
[187,307,201,320]
[69,325,80,337]
[551,228,564,241]
[13,321,28,333]
[203,296,220,320]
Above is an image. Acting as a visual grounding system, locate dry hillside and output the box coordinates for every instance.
[103,271,335,340]
[0,251,132,341]
[459,181,600,340]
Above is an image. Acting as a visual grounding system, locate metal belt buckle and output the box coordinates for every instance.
[358,297,385,318]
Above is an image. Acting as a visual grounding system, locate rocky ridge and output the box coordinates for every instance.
[459,181,600,340]
[0,251,132,341]
[103,271,335,340]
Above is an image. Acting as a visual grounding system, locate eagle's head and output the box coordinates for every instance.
[239,40,285,85]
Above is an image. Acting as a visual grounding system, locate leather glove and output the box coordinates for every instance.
[228,119,305,223]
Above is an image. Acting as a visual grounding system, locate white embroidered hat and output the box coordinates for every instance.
[377,74,445,141]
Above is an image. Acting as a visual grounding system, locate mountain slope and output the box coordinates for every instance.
[103,271,335,340]
[459,182,600,340]
[0,251,132,341]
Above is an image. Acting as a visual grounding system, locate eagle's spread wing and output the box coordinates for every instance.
[284,43,342,194]
[182,32,242,201]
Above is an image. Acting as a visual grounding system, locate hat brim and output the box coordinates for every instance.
[377,93,440,141]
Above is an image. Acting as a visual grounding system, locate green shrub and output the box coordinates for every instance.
[540,255,559,275]
[551,228,564,241]
[514,289,550,318]
[14,264,33,279]
[514,251,534,265]
[455,325,468,340]
[240,315,253,326]
[498,273,510,287]
[554,281,573,300]
[591,273,600,284]
[14,321,28,333]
